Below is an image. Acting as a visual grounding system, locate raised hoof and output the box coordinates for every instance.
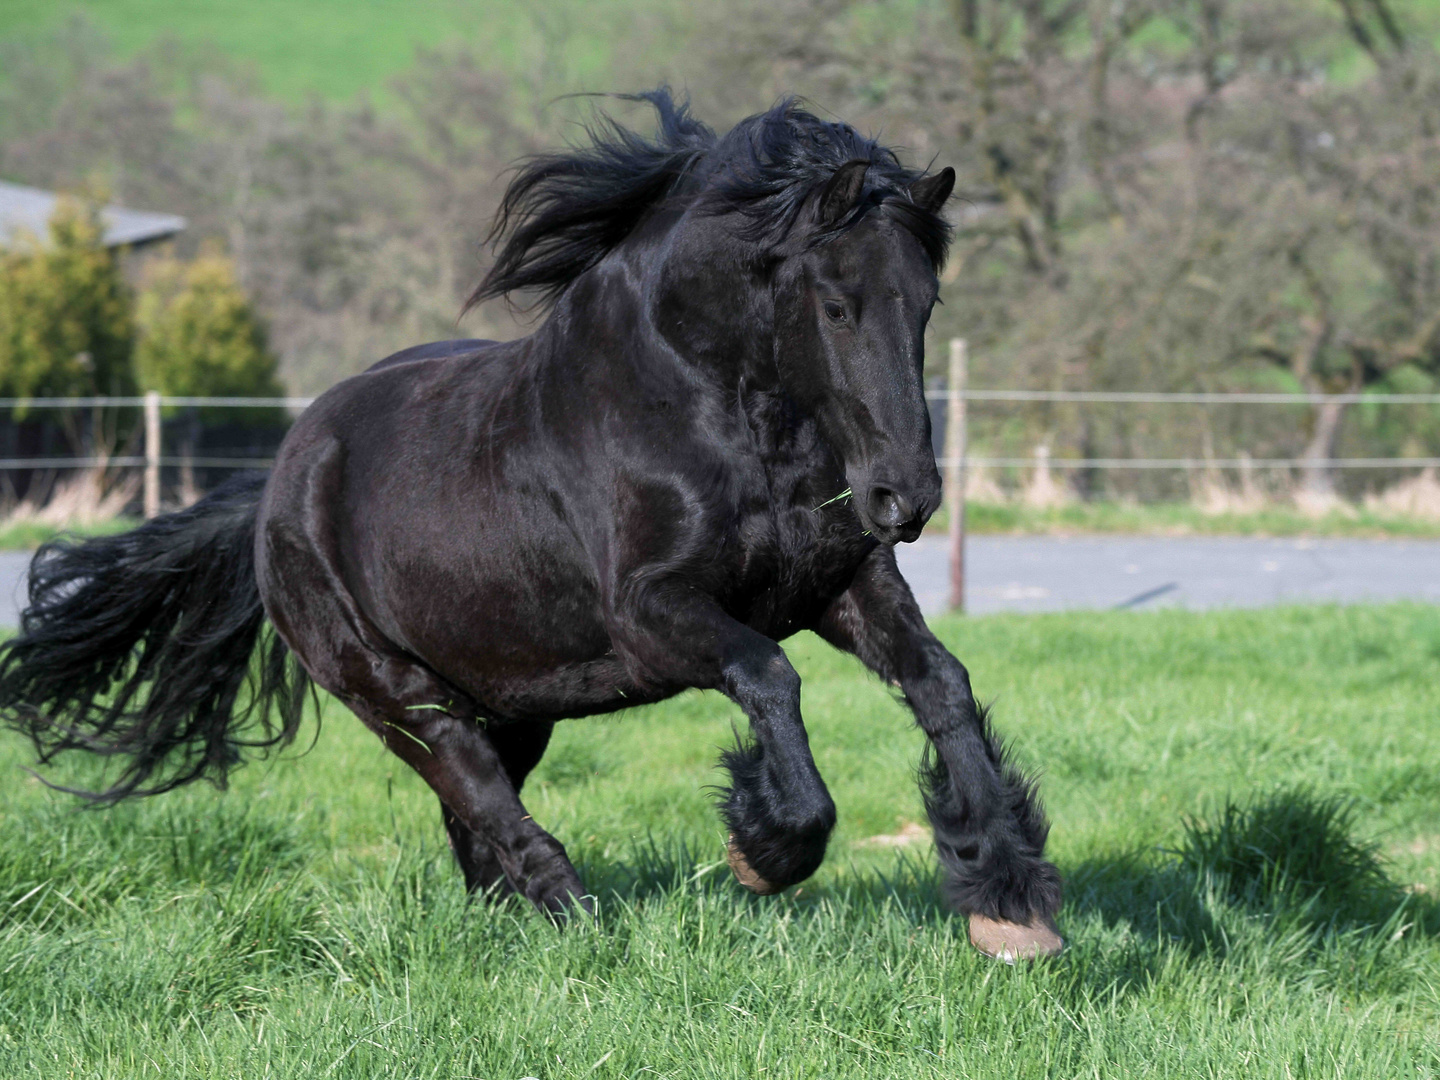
[726,835,782,895]
[968,913,1064,963]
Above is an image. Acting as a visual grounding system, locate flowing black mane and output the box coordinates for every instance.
[468,90,952,311]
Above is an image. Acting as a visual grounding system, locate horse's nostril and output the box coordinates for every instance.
[868,487,913,529]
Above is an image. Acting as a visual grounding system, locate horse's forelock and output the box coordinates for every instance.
[708,101,951,271]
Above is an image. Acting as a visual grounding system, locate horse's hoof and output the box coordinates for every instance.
[968,913,1064,962]
[726,835,781,895]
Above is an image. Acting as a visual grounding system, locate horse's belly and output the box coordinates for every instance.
[382,556,631,717]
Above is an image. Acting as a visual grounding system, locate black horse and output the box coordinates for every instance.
[0,92,1062,959]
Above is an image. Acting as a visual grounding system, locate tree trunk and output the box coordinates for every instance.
[1300,398,1348,497]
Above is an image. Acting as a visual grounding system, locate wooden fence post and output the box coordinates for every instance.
[945,338,967,612]
[144,391,161,519]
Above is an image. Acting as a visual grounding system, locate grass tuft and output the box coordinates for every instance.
[1175,787,1397,917]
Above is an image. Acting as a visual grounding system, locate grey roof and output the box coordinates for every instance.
[0,181,186,249]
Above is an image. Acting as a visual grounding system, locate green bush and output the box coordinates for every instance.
[0,198,136,400]
[1175,787,1397,918]
[136,249,283,406]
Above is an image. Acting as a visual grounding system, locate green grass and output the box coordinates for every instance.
[4,500,1438,553]
[929,499,1440,539]
[0,603,1436,1076]
[0,517,136,551]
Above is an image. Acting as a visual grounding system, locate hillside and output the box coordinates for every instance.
[12,1,1438,105]
[0,0,643,101]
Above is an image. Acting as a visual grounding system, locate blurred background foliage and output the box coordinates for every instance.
[135,249,281,400]
[0,200,135,400]
[0,0,1438,500]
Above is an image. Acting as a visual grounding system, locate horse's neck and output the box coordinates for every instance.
[535,225,775,389]
[643,212,778,390]
[535,266,823,484]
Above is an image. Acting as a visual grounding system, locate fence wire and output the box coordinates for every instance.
[925,390,1440,405]
[0,392,1435,473]
[941,457,1440,470]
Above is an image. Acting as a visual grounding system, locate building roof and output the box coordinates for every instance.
[0,181,186,249]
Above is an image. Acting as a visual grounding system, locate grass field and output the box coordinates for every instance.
[0,517,134,552]
[2,496,1436,552]
[0,603,1436,1077]
[6,498,1440,553]
[6,503,1430,552]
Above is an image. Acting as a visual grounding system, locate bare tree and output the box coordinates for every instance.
[1217,0,1440,494]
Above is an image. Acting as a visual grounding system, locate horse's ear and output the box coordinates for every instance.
[816,160,870,226]
[909,167,955,214]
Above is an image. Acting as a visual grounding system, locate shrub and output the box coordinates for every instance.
[0,198,136,400]
[135,249,282,406]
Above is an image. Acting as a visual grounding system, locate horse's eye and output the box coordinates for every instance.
[823,300,847,322]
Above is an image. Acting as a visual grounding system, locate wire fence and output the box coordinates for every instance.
[3,355,1432,612]
[938,456,1440,469]
[923,387,1440,472]
[925,389,1440,405]
[3,386,1438,479]
[0,396,316,409]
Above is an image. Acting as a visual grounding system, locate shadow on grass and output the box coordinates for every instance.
[1063,787,1438,989]
[581,788,1435,925]
[573,831,958,924]
[566,787,1436,1004]
[23,776,1423,1005]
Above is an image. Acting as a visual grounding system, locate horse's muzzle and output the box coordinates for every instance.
[861,474,937,544]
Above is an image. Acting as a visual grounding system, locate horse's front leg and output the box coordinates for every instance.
[612,587,836,892]
[816,545,1064,960]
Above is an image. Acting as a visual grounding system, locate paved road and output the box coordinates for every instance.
[894,535,1440,615]
[1,536,1434,626]
[0,554,29,627]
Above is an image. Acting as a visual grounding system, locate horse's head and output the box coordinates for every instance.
[465,93,955,546]
[772,161,954,544]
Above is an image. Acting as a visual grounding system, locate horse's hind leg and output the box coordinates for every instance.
[257,451,585,915]
[308,644,585,915]
[441,722,555,896]
[367,701,585,915]
[290,632,585,914]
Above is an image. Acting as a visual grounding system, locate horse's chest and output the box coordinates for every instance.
[724,500,872,636]
[711,417,870,634]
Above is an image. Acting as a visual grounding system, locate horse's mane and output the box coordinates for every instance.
[467,89,951,312]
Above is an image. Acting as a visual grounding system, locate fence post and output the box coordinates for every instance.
[144,391,161,519]
[945,338,967,612]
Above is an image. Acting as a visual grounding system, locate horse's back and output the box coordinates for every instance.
[364,338,499,374]
[266,334,549,554]
[258,335,621,714]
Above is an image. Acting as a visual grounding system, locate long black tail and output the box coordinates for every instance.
[0,471,310,802]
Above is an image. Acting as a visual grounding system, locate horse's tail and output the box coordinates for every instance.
[0,471,310,803]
